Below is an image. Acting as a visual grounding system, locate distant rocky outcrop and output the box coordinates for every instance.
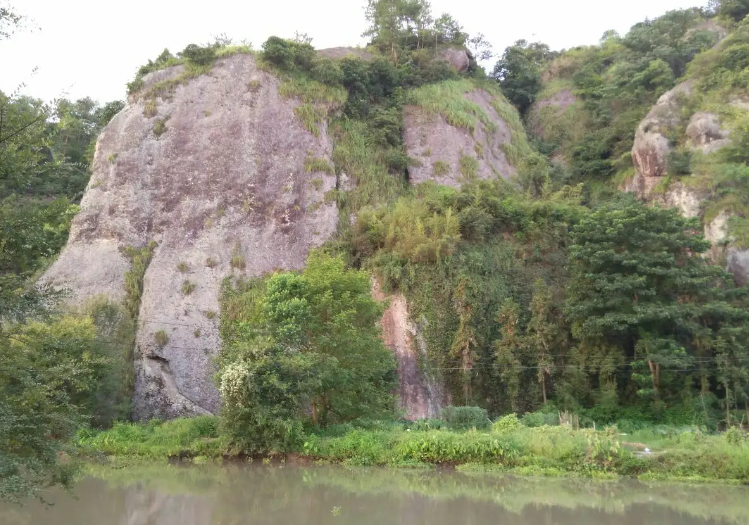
[626,77,749,284]
[404,88,518,188]
[685,112,731,153]
[317,47,373,61]
[630,81,693,187]
[437,47,471,72]
[43,53,338,419]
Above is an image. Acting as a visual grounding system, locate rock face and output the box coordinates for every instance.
[317,47,373,61]
[437,47,471,72]
[373,280,447,420]
[626,80,711,218]
[43,53,338,419]
[404,89,516,188]
[630,81,692,187]
[627,79,749,285]
[686,112,731,153]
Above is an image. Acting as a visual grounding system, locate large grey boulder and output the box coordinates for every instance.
[630,81,693,190]
[686,112,731,153]
[43,53,338,419]
[317,47,373,61]
[437,47,471,72]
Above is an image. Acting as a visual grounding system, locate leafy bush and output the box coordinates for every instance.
[261,36,315,72]
[153,118,168,137]
[180,43,217,66]
[492,413,521,433]
[667,148,692,176]
[181,280,196,295]
[77,417,222,458]
[311,58,344,86]
[441,406,491,430]
[409,418,446,431]
[522,410,560,427]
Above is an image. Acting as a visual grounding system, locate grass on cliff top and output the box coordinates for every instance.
[406,79,496,134]
[406,79,538,171]
[78,414,749,483]
[277,75,348,106]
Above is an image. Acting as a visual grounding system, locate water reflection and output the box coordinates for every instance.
[1,464,747,525]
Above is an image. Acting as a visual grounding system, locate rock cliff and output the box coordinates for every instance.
[43,53,338,419]
[404,86,519,188]
[373,280,448,420]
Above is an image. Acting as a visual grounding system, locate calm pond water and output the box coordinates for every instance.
[2,464,748,525]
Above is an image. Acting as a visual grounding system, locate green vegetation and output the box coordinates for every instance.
[407,79,495,134]
[459,153,479,178]
[304,154,335,174]
[78,417,222,459]
[122,242,157,319]
[7,0,749,501]
[154,330,169,347]
[78,413,749,482]
[293,103,327,136]
[218,252,395,453]
[153,117,168,137]
[181,280,196,295]
[230,251,246,270]
[433,160,449,176]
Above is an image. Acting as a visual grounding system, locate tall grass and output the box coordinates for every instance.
[406,79,495,134]
[331,118,408,212]
[78,417,223,459]
[78,414,749,482]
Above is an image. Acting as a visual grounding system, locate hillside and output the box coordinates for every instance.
[4,1,749,496]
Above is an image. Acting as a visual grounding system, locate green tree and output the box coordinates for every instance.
[0,316,112,501]
[220,252,396,450]
[0,3,23,41]
[495,298,524,412]
[711,0,749,21]
[492,40,554,114]
[526,279,561,405]
[565,197,749,411]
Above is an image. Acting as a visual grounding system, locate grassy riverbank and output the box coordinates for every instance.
[76,416,749,483]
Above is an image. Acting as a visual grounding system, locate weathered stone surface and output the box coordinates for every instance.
[705,211,730,245]
[437,47,471,72]
[43,53,338,419]
[372,280,447,420]
[631,81,693,186]
[404,89,516,188]
[317,47,373,61]
[727,248,749,286]
[686,112,731,153]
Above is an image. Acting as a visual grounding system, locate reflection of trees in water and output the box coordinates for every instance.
[124,488,212,525]
[2,465,747,525]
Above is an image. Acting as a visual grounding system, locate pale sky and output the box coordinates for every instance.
[0,0,708,103]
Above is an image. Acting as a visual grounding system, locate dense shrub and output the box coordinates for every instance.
[441,406,491,430]
[180,43,217,66]
[261,36,315,72]
[521,411,560,427]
